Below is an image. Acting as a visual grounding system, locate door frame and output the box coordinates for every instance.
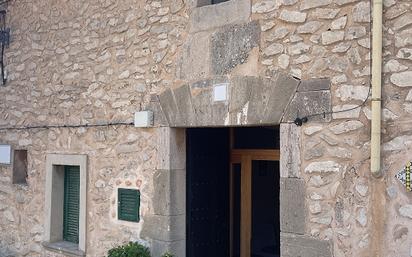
[229,128,280,257]
[148,125,303,257]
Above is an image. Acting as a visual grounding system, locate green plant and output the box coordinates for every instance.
[107,242,151,257]
[161,253,175,257]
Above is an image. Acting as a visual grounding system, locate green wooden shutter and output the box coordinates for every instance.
[63,166,80,244]
[118,188,140,222]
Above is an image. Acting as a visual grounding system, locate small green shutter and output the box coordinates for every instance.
[118,188,140,222]
[63,166,80,244]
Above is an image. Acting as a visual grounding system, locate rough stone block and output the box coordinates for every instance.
[141,214,185,242]
[159,89,182,127]
[280,178,306,234]
[173,84,197,127]
[300,0,332,10]
[228,74,299,126]
[151,239,185,257]
[190,79,214,126]
[152,169,186,216]
[229,76,255,112]
[262,73,300,123]
[211,21,260,75]
[189,0,251,33]
[176,31,211,81]
[282,90,331,123]
[281,233,333,257]
[279,10,307,23]
[280,124,301,178]
[156,128,186,170]
[244,77,273,125]
[146,94,169,127]
[211,102,229,126]
[297,78,331,92]
[0,249,16,257]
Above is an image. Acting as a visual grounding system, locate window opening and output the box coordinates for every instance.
[12,150,27,184]
[63,165,80,244]
[118,188,140,222]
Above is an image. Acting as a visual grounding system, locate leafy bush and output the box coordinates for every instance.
[161,253,175,257]
[107,242,151,257]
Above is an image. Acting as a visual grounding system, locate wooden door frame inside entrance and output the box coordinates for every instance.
[229,129,280,257]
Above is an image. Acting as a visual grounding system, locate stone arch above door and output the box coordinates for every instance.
[143,72,333,257]
[149,73,331,128]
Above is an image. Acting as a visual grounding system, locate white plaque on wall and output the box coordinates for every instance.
[0,145,11,164]
[213,83,228,102]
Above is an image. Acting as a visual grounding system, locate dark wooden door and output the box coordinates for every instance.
[186,128,230,257]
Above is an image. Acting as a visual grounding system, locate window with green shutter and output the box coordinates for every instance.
[63,165,80,244]
[118,188,140,222]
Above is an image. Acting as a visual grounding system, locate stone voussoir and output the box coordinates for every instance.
[281,233,333,257]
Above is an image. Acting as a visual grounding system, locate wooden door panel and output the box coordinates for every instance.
[240,155,252,257]
[232,151,279,257]
[187,129,230,257]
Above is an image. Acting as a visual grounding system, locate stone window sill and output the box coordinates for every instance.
[42,241,85,257]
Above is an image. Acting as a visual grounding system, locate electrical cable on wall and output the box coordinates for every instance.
[0,121,134,131]
[294,0,373,127]
[293,84,372,126]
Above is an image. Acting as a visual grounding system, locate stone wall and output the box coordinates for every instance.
[0,0,187,256]
[252,1,374,256]
[380,1,412,256]
[0,0,411,256]
[0,126,158,257]
[250,0,412,256]
[248,0,411,256]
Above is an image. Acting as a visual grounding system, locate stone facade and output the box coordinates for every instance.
[0,0,411,257]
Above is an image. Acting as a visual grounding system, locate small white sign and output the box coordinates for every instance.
[213,83,228,102]
[0,145,11,164]
[134,111,154,128]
